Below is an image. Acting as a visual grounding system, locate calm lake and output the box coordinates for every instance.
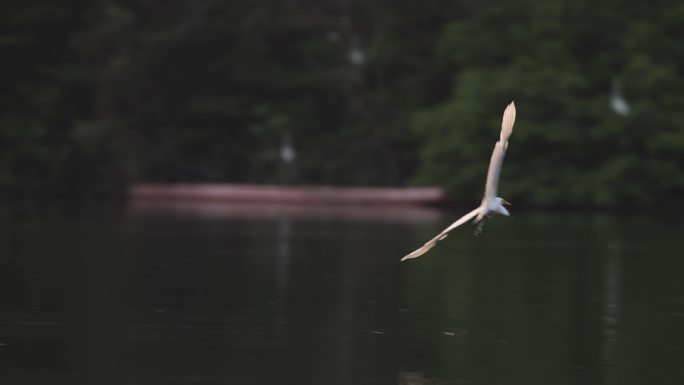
[1,204,683,384]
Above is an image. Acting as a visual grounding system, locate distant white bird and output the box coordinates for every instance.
[610,79,630,116]
[401,102,517,261]
[348,44,365,66]
[279,132,296,164]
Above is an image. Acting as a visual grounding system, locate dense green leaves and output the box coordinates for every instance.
[413,0,684,207]
[2,0,684,206]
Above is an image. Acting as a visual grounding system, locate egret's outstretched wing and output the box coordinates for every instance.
[482,102,516,201]
[401,207,483,261]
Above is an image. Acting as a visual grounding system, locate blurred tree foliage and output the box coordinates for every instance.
[413,0,684,207]
[1,0,684,206]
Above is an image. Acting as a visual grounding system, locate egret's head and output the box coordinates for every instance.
[494,197,512,216]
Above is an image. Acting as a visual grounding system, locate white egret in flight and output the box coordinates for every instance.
[401,102,517,261]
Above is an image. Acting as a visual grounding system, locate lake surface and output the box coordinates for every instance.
[1,204,683,384]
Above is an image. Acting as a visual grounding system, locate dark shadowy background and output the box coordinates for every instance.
[2,0,684,206]
[3,3,684,384]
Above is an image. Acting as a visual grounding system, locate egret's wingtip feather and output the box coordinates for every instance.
[500,101,516,142]
[400,243,433,261]
[400,247,421,261]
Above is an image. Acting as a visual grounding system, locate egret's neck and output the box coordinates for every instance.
[484,198,510,216]
[496,205,511,216]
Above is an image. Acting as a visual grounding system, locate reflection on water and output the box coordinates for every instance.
[1,204,684,384]
[274,219,291,337]
[602,246,620,385]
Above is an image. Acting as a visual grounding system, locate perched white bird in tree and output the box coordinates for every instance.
[401,102,517,261]
[610,79,630,116]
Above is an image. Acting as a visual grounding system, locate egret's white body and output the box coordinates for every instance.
[401,102,516,261]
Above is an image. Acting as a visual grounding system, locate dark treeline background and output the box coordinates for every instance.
[2,0,684,207]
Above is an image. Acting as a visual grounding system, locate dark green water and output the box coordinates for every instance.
[1,205,683,384]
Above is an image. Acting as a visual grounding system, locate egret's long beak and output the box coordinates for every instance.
[502,199,512,207]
